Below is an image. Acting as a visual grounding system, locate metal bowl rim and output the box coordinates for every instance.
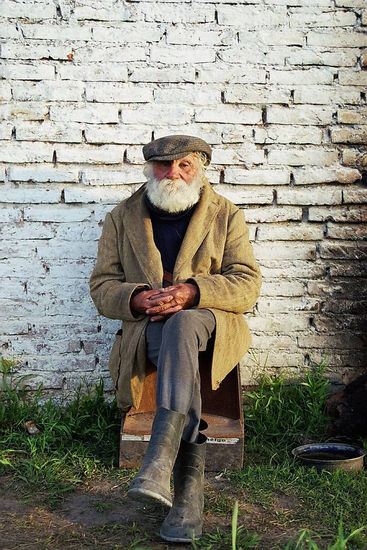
[292,442,366,463]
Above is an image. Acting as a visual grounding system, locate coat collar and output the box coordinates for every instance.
[123,185,163,287]
[123,179,220,286]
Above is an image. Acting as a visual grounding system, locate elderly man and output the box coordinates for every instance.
[89,135,261,542]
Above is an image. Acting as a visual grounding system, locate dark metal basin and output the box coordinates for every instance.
[292,443,365,472]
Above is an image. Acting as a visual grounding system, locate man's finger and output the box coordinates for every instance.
[160,285,176,292]
[145,289,165,298]
[150,304,182,322]
[163,305,182,314]
[145,295,173,308]
[150,314,166,322]
[151,288,176,298]
[150,304,182,317]
[145,300,176,315]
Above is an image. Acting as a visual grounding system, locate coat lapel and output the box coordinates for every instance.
[123,185,163,287]
[173,180,220,280]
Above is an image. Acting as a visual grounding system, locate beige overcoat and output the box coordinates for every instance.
[89,179,261,410]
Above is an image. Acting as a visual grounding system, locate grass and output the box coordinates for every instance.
[0,357,124,506]
[1,356,366,549]
[230,359,367,548]
[195,502,365,550]
[244,360,331,463]
[229,464,367,544]
[280,520,366,550]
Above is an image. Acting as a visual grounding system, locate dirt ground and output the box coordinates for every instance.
[0,474,302,550]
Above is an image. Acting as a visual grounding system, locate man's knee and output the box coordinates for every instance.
[164,309,191,328]
[162,309,215,344]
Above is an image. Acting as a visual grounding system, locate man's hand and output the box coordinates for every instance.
[131,288,174,316]
[146,283,198,322]
[131,283,198,322]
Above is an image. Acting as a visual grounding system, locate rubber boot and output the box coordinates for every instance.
[127,407,186,507]
[160,432,206,542]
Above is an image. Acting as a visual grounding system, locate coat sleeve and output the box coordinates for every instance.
[192,208,261,314]
[89,212,149,321]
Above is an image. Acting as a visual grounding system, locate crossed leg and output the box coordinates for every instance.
[145,308,216,442]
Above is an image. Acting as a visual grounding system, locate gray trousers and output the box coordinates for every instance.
[145,309,216,443]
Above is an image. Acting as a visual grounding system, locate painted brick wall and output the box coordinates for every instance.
[0,0,366,397]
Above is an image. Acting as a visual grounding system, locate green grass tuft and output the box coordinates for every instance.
[244,360,331,463]
[280,519,366,550]
[0,357,122,505]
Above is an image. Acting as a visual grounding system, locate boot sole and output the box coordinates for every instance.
[160,528,202,543]
[127,487,172,508]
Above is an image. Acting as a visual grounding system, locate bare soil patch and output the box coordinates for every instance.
[0,473,303,550]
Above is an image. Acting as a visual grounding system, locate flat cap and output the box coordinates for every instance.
[143,134,212,164]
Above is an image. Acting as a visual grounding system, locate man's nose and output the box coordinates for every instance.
[167,161,180,179]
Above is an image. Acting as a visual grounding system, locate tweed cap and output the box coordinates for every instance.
[143,134,212,164]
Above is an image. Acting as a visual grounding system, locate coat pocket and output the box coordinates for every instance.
[108,329,122,390]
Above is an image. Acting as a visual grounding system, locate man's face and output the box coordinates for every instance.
[152,153,199,184]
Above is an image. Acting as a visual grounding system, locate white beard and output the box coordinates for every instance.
[144,164,204,214]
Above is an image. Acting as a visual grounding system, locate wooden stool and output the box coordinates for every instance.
[119,354,244,471]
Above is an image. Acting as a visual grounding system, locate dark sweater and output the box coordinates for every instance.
[144,195,196,284]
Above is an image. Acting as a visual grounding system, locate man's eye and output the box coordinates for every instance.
[181,163,190,168]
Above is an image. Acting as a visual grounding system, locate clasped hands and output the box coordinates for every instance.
[131,282,198,322]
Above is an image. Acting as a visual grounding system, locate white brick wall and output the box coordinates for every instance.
[1,0,366,395]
